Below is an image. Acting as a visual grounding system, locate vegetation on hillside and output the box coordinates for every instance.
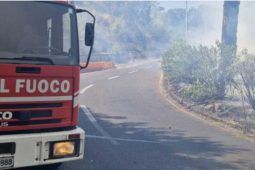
[162,40,225,103]
[76,2,218,63]
[162,40,255,133]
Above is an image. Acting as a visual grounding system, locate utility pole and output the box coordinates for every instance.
[217,1,240,99]
[221,1,240,46]
[185,0,188,42]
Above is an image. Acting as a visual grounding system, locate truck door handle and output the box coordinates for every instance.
[16,67,41,74]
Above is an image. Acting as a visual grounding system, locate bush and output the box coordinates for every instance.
[180,82,218,102]
[162,40,226,102]
[161,40,199,84]
[232,49,255,109]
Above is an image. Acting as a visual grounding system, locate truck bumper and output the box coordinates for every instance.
[0,127,85,169]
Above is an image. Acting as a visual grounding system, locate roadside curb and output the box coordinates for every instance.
[159,73,255,141]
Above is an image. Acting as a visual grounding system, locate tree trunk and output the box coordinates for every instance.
[217,1,240,99]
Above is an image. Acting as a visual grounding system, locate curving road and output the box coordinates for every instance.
[28,60,255,170]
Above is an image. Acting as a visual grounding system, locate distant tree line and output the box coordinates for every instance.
[76,1,209,63]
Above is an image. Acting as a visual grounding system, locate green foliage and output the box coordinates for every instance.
[161,40,199,84]
[232,49,255,109]
[162,40,225,102]
[180,81,218,102]
[162,40,255,110]
[162,40,255,108]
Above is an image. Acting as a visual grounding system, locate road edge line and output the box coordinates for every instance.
[80,105,119,145]
[108,76,119,80]
[80,84,94,94]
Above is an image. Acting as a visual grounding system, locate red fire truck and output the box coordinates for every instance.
[0,1,95,169]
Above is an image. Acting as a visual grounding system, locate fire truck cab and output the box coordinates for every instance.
[0,1,95,169]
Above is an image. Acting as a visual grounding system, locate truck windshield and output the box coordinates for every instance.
[0,2,78,66]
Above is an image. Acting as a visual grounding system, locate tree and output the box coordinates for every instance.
[216,1,240,99]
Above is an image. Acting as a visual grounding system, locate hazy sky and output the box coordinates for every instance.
[158,1,220,10]
[159,1,255,52]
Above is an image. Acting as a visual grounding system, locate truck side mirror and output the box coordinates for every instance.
[76,9,95,69]
[85,23,94,46]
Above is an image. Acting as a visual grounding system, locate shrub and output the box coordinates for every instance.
[180,81,218,102]
[161,40,199,84]
[232,49,255,110]
[162,40,221,102]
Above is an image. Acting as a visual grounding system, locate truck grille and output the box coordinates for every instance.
[3,110,58,127]
[12,110,52,120]
[8,119,61,126]
[0,101,71,132]
[0,103,62,109]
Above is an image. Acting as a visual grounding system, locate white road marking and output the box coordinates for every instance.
[86,134,160,144]
[128,70,138,74]
[80,84,94,94]
[74,91,79,96]
[108,76,119,80]
[174,153,202,159]
[80,105,119,145]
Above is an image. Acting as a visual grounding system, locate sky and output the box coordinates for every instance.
[158,1,255,53]
[159,1,220,10]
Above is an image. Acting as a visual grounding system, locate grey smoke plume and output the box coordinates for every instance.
[186,1,255,53]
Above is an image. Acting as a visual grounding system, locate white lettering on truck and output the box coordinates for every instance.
[38,79,49,93]
[0,79,70,94]
[18,79,71,93]
[26,79,37,93]
[16,79,25,93]
[0,79,10,93]
[0,111,13,120]
[61,80,70,93]
[50,80,60,93]
[0,122,8,127]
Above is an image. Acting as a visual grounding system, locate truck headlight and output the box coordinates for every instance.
[54,141,75,156]
[50,140,80,158]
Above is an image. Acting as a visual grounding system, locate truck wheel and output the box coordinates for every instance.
[45,163,62,170]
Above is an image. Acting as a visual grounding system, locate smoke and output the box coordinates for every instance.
[186,2,223,46]
[77,1,255,62]
[185,1,255,53]
[237,1,255,53]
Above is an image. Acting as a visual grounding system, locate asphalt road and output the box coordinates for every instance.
[27,60,255,169]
